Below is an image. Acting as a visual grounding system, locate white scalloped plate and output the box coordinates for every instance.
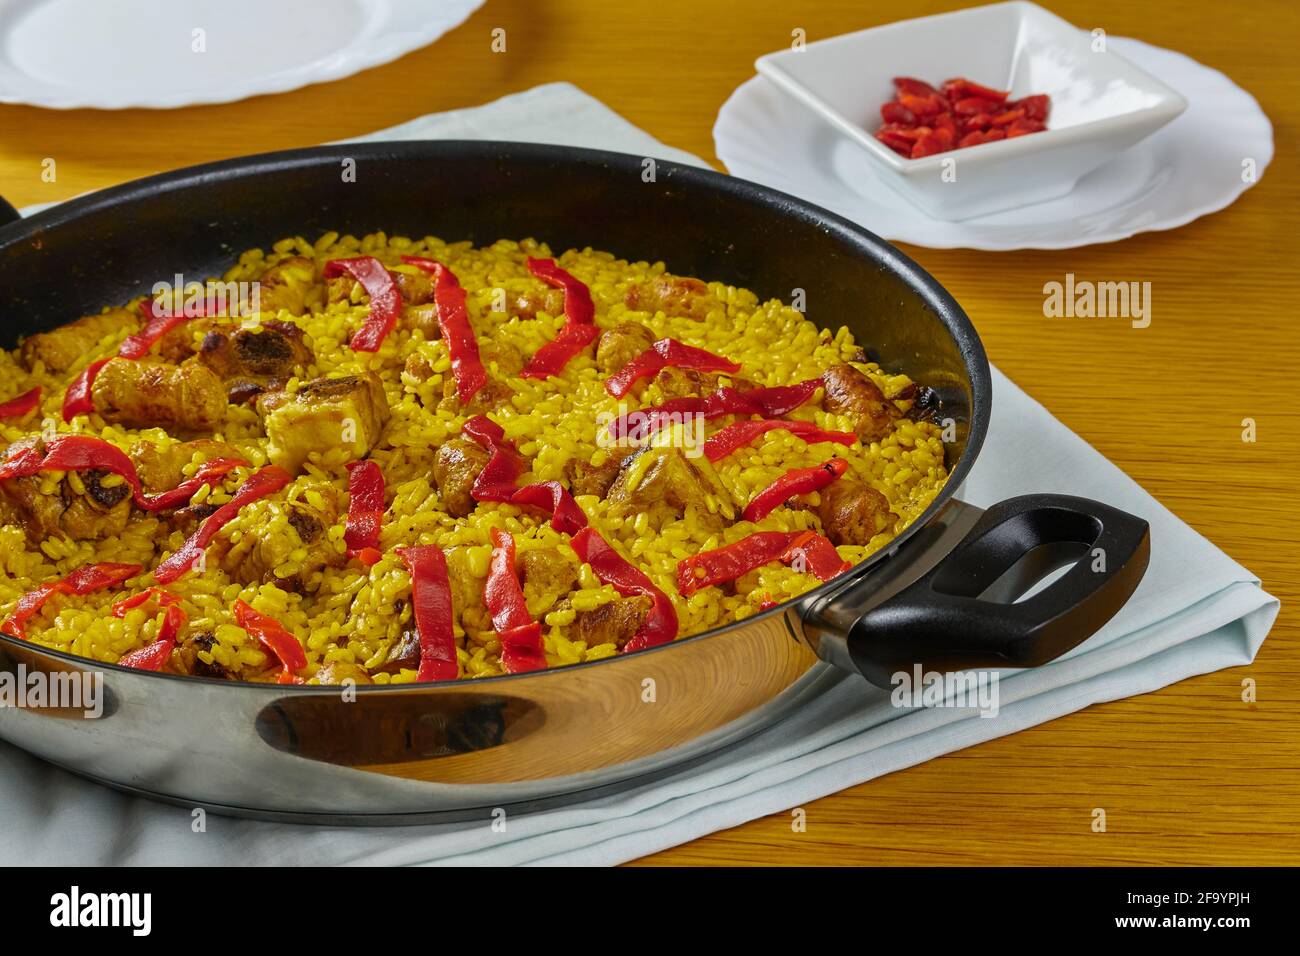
[0,0,485,110]
[714,37,1273,250]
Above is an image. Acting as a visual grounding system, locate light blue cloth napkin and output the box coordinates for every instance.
[1,83,1276,866]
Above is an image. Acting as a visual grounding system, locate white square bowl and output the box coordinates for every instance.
[755,1,1187,221]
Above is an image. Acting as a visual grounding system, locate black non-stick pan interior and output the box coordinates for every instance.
[0,141,988,474]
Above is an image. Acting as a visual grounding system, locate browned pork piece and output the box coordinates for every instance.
[0,438,132,542]
[193,320,313,404]
[19,308,134,374]
[624,274,721,320]
[821,363,901,443]
[507,287,566,321]
[372,627,421,676]
[431,438,490,518]
[91,358,228,432]
[554,594,652,649]
[212,480,344,591]
[314,661,373,685]
[129,439,243,494]
[257,373,389,473]
[437,377,514,416]
[563,456,625,500]
[255,256,317,315]
[595,322,656,374]
[518,549,579,615]
[818,478,894,546]
[175,631,237,680]
[327,265,434,309]
[651,365,753,400]
[606,447,731,530]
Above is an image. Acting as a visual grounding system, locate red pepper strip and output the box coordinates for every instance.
[508,481,587,535]
[119,603,187,672]
[153,466,291,584]
[62,358,110,421]
[232,599,307,683]
[395,545,459,682]
[0,435,245,513]
[520,257,599,379]
[676,532,796,596]
[609,377,824,443]
[343,460,385,565]
[521,320,599,380]
[743,458,849,523]
[604,338,742,398]
[110,586,181,617]
[703,419,857,461]
[782,530,852,581]
[400,256,488,403]
[119,296,211,360]
[1,562,141,640]
[462,415,527,500]
[570,527,678,653]
[485,528,547,674]
[461,415,589,533]
[0,386,41,420]
[323,256,402,352]
[676,530,851,596]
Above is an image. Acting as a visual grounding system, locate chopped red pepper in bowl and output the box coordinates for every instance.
[876,76,1050,159]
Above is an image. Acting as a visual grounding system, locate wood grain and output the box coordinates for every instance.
[0,0,1294,865]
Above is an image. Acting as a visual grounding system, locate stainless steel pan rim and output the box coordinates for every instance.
[0,142,1150,821]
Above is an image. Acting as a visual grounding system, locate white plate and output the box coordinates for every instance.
[0,0,485,110]
[715,36,1273,250]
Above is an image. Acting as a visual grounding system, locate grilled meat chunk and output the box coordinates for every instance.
[821,364,900,443]
[374,627,422,675]
[651,365,752,400]
[595,322,656,374]
[129,439,242,494]
[606,448,731,530]
[195,320,313,403]
[257,373,389,474]
[255,256,317,316]
[482,340,524,378]
[555,594,652,649]
[90,358,228,432]
[624,275,720,320]
[327,266,433,309]
[563,455,625,500]
[518,549,579,615]
[19,308,134,374]
[176,631,237,680]
[431,438,490,518]
[0,440,131,542]
[213,480,344,589]
[314,660,373,685]
[437,376,514,416]
[818,477,894,546]
[508,287,566,320]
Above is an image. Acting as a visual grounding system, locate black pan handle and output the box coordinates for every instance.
[831,494,1150,688]
[0,194,20,229]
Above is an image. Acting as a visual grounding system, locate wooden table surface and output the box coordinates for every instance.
[1,0,1295,865]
